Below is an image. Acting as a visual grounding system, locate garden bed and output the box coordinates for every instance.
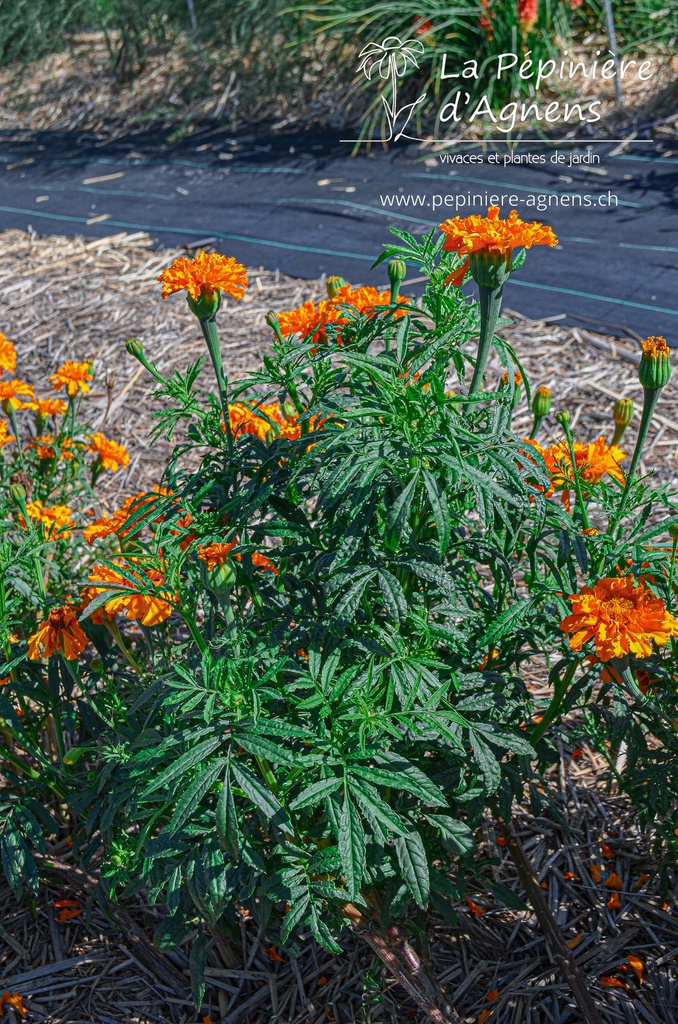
[1,227,678,1023]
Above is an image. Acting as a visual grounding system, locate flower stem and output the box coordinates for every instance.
[467,283,503,403]
[199,315,233,461]
[560,417,590,530]
[669,537,677,612]
[104,618,145,677]
[617,386,660,519]
[179,607,209,656]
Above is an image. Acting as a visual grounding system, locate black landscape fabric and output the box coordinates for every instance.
[1,126,677,340]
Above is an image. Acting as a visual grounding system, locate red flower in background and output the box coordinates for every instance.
[518,0,538,32]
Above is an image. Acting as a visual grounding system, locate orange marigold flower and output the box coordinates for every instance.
[250,551,278,574]
[0,991,27,1020]
[24,397,68,418]
[27,606,89,661]
[23,500,74,539]
[227,401,284,441]
[158,250,247,302]
[25,434,76,461]
[0,379,34,409]
[332,284,409,319]
[197,541,238,570]
[0,334,17,375]
[49,360,93,397]
[88,432,130,473]
[85,562,175,626]
[84,497,135,545]
[277,300,331,343]
[560,575,678,661]
[0,419,14,449]
[439,205,557,259]
[541,436,625,510]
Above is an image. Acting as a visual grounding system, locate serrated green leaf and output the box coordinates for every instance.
[386,471,420,545]
[289,776,342,811]
[377,569,408,624]
[230,762,289,825]
[166,758,227,834]
[339,793,365,900]
[281,895,311,943]
[189,924,206,1009]
[143,735,222,797]
[422,469,451,555]
[216,763,240,861]
[394,831,429,907]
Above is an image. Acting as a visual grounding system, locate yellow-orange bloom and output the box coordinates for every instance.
[24,397,68,418]
[83,493,158,544]
[49,361,93,397]
[158,250,248,302]
[88,432,130,473]
[0,334,17,375]
[197,540,238,570]
[227,401,284,441]
[439,206,558,258]
[0,379,34,409]
[549,436,625,509]
[23,500,74,539]
[332,284,409,319]
[0,420,14,449]
[277,300,332,343]
[26,434,76,461]
[27,606,89,661]
[85,562,175,626]
[251,551,278,574]
[560,575,678,661]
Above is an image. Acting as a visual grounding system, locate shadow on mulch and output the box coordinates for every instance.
[1,749,677,1024]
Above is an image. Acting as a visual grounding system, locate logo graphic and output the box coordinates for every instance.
[357,36,427,141]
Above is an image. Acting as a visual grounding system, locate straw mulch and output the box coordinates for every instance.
[1,228,677,1024]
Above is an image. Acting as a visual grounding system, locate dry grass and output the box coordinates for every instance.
[1,227,678,1023]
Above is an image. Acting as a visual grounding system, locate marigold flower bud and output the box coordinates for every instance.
[203,559,236,597]
[532,386,552,418]
[638,336,671,391]
[556,409,570,426]
[265,310,279,330]
[391,260,405,299]
[9,482,26,505]
[326,276,348,300]
[614,397,634,427]
[126,337,145,360]
[612,397,634,445]
[282,399,297,421]
[669,523,678,542]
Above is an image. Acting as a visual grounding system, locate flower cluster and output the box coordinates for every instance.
[277,283,409,344]
[525,435,626,509]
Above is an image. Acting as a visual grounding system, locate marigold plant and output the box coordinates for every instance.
[2,217,678,1018]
